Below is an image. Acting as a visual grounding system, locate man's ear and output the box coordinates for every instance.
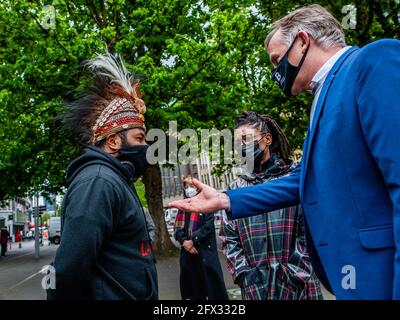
[297,31,310,53]
[105,133,122,153]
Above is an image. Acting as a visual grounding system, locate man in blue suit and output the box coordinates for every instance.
[169,4,400,299]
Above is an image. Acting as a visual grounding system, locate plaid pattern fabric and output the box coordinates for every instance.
[187,212,199,237]
[174,210,199,237]
[221,171,323,300]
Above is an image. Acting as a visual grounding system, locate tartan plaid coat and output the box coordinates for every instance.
[221,155,323,300]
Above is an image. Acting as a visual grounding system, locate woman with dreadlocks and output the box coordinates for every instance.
[47,52,158,300]
[221,111,323,300]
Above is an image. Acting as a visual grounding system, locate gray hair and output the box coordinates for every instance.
[265,4,346,50]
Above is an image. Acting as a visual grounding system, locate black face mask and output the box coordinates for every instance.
[241,137,266,169]
[117,145,149,180]
[271,36,310,96]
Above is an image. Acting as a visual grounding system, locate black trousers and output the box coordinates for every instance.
[1,243,7,256]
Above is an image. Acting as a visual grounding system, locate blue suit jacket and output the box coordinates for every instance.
[226,39,400,299]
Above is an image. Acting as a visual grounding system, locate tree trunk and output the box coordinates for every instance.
[142,164,178,257]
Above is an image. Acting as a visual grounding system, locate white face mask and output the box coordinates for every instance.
[184,187,198,198]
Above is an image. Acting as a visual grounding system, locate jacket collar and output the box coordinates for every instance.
[66,146,135,185]
[241,154,292,183]
[310,46,353,95]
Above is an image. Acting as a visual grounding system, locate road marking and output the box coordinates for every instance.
[8,265,50,291]
[227,288,242,300]
[0,245,55,272]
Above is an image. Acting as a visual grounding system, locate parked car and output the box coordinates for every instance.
[48,217,61,245]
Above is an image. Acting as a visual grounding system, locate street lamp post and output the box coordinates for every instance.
[34,192,40,259]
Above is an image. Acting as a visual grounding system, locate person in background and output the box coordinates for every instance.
[143,207,158,262]
[221,111,323,300]
[15,231,21,243]
[1,227,10,256]
[174,182,228,300]
[15,231,22,249]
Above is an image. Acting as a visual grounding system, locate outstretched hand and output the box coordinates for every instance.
[167,178,231,213]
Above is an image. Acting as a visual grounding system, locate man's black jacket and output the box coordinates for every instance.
[47,147,158,300]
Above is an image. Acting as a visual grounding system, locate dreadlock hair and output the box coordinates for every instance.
[235,111,292,164]
[61,51,144,148]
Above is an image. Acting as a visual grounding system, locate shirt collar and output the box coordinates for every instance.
[310,46,352,94]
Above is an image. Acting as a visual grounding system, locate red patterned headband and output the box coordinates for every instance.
[92,97,146,144]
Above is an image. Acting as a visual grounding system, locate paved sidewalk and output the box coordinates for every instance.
[0,240,57,300]
[0,238,334,300]
[157,251,241,300]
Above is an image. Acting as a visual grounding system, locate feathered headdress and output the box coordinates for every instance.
[86,52,146,144]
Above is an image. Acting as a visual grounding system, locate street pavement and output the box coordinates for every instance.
[0,235,334,300]
[0,237,241,300]
[0,240,56,300]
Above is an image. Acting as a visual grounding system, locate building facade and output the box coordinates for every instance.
[161,151,235,207]
[0,194,61,241]
[0,198,31,241]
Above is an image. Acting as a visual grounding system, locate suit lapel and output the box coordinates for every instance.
[301,47,358,192]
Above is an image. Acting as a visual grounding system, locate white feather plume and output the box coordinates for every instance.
[87,50,135,95]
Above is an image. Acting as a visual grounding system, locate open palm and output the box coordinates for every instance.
[168,178,229,213]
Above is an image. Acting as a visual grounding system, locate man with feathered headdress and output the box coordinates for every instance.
[47,52,158,300]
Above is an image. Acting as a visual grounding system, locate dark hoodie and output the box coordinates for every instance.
[47,147,158,300]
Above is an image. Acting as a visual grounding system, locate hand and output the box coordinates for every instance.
[182,239,194,251]
[168,178,231,213]
[189,246,198,255]
[235,273,246,288]
[182,240,198,254]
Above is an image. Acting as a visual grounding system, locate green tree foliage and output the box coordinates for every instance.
[134,179,148,207]
[1,0,399,198]
[1,0,399,250]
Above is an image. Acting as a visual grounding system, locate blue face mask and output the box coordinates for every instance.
[271,36,310,96]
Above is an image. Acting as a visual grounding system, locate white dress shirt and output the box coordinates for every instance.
[309,46,352,130]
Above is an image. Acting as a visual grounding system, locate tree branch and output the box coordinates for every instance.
[374,0,395,38]
[86,0,107,28]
